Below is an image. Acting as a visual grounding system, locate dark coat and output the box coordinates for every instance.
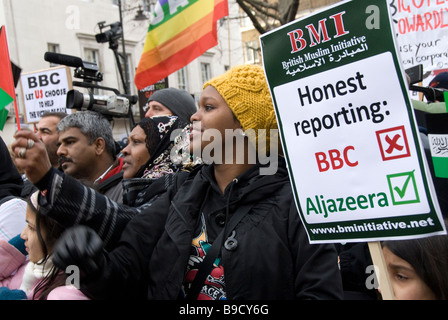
[81,158,343,300]
[36,167,175,249]
[0,136,23,200]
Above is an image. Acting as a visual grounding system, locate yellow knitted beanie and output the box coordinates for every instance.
[203,64,279,154]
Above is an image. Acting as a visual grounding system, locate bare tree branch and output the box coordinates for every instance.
[236,0,300,34]
[245,0,280,21]
[245,0,278,10]
[236,0,268,34]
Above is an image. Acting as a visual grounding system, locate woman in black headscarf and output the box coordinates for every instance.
[121,115,200,207]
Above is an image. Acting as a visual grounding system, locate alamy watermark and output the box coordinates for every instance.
[65,5,80,30]
[64,265,80,289]
[365,264,380,290]
[169,122,281,175]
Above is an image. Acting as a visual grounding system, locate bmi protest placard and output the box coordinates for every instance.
[20,66,73,124]
[260,0,446,243]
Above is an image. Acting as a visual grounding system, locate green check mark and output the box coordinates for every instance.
[394,173,412,198]
[387,170,420,206]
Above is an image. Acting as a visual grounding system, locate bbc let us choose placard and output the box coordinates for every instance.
[260,0,446,243]
[20,66,73,124]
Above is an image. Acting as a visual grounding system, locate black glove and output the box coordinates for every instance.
[52,225,105,279]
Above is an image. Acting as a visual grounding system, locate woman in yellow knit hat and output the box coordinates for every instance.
[14,64,343,301]
[191,64,280,176]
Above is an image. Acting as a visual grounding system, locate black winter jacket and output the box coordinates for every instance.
[81,158,343,300]
[36,168,174,249]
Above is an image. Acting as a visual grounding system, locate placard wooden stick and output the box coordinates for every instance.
[368,241,394,300]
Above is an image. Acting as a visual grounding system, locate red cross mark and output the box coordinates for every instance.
[376,126,411,161]
[385,134,404,154]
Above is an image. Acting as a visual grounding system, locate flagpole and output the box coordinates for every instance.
[118,0,135,128]
[118,0,130,95]
[14,99,20,131]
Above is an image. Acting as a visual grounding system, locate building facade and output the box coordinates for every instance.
[0,0,244,144]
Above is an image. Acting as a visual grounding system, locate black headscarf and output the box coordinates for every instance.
[0,136,23,199]
[122,116,202,207]
[135,116,188,179]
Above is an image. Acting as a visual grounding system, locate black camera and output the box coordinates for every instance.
[95,22,123,44]
[44,51,138,119]
[67,89,136,118]
[406,64,446,103]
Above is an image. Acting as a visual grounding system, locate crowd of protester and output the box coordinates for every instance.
[0,66,447,301]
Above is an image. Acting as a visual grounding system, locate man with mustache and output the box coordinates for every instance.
[19,112,68,198]
[56,111,124,203]
[35,112,67,169]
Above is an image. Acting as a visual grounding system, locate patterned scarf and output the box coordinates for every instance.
[122,119,203,207]
[137,116,186,179]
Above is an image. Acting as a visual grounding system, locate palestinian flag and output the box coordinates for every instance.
[0,26,16,130]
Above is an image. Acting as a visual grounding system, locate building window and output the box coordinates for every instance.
[177,67,188,91]
[245,40,260,64]
[47,43,60,53]
[84,48,99,65]
[200,62,211,84]
[47,43,60,67]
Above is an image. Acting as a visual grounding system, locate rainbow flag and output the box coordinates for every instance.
[0,26,17,131]
[134,0,228,90]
